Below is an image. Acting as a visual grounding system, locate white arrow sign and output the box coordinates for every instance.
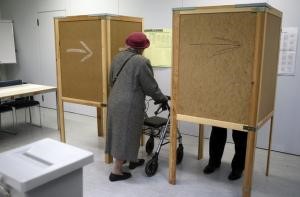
[66,41,93,62]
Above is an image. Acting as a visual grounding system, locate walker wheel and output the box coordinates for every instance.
[146,136,154,155]
[176,144,184,164]
[145,156,158,177]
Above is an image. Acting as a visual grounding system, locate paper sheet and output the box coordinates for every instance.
[278,27,298,75]
[144,29,172,67]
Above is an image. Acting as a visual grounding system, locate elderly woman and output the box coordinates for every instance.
[105,32,167,181]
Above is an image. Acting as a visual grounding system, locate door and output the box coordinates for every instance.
[36,10,66,109]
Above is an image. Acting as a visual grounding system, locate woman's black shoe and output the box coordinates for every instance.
[203,164,220,174]
[228,170,242,181]
[129,159,145,169]
[109,172,132,182]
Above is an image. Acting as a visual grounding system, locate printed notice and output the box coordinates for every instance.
[278,27,298,75]
[278,51,296,75]
[144,29,172,67]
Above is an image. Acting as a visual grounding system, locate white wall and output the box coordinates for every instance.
[0,8,6,80]
[0,8,3,80]
[266,0,300,155]
[0,0,299,155]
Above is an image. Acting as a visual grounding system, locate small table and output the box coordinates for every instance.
[0,84,59,134]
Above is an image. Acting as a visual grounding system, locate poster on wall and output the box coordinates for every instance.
[144,28,172,67]
[278,27,298,75]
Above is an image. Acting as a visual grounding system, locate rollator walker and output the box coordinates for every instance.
[143,97,184,176]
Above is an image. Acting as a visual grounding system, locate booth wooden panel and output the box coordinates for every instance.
[59,20,103,103]
[175,5,281,130]
[257,13,281,123]
[170,4,282,197]
[177,12,257,126]
[110,18,143,59]
[56,15,143,106]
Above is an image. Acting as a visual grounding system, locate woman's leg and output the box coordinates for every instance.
[112,159,125,175]
[109,158,132,182]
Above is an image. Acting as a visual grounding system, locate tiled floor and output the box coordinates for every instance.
[0,108,299,197]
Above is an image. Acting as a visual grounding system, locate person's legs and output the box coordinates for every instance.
[228,130,248,180]
[110,158,131,182]
[128,130,145,169]
[129,159,145,169]
[112,159,125,175]
[208,126,227,167]
[204,126,227,174]
[122,159,145,169]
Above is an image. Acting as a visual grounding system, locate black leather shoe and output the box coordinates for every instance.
[129,159,145,169]
[109,172,132,182]
[203,164,220,174]
[228,170,242,181]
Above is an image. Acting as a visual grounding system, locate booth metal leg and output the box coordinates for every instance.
[266,116,274,176]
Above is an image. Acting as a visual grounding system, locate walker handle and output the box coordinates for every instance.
[154,96,171,105]
[154,100,170,115]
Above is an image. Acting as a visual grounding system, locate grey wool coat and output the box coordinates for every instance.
[105,48,166,161]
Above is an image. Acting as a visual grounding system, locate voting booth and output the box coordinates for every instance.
[169,4,282,197]
[0,138,93,197]
[54,15,143,162]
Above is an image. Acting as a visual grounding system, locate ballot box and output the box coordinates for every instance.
[0,138,93,197]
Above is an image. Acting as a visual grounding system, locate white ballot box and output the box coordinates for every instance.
[0,138,94,197]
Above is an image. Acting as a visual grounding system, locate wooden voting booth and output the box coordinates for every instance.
[169,4,282,197]
[54,15,143,162]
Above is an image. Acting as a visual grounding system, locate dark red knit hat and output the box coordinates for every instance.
[125,32,150,49]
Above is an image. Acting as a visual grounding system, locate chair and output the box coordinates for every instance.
[6,96,42,127]
[0,103,15,134]
[0,80,42,127]
[0,79,23,87]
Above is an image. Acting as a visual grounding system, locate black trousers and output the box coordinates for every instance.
[208,126,248,172]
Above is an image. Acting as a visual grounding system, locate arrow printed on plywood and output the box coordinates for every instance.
[190,37,241,57]
[66,41,93,62]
